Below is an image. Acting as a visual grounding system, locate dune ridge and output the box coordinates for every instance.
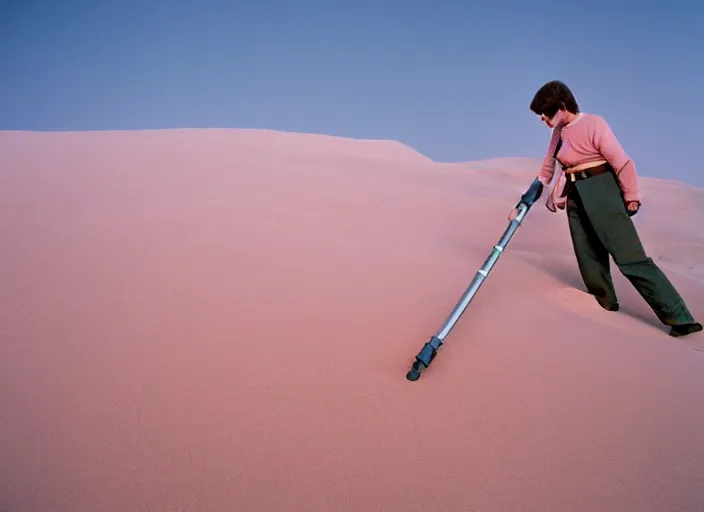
[1,128,703,512]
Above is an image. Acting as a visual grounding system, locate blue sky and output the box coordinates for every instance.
[2,0,703,186]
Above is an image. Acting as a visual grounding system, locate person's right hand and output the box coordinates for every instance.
[510,175,549,221]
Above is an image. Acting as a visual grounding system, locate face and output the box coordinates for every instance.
[540,109,565,128]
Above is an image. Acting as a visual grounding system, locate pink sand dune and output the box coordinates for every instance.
[1,129,703,512]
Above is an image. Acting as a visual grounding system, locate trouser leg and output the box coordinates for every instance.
[573,172,696,326]
[566,188,618,309]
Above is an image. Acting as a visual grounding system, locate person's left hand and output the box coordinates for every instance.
[626,201,640,216]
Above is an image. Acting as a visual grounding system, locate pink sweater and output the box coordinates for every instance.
[537,113,641,210]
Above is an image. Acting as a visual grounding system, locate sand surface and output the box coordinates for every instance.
[1,129,703,511]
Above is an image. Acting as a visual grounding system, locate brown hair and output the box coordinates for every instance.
[530,80,580,117]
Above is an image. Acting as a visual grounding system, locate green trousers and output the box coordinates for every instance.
[566,170,695,326]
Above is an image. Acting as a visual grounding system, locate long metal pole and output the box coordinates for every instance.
[405,178,543,381]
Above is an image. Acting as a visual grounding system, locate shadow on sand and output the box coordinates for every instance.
[443,229,667,332]
[528,256,666,332]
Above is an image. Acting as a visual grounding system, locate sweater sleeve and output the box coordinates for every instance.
[536,127,561,185]
[593,117,642,203]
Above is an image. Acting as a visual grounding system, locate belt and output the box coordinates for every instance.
[564,163,612,182]
[559,163,614,199]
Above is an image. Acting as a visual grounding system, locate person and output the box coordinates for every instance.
[511,80,702,338]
